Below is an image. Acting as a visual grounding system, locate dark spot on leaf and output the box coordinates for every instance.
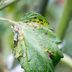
[14,40,18,48]
[56,41,62,44]
[34,17,37,19]
[34,25,37,29]
[17,56,23,62]
[25,20,28,23]
[41,22,43,25]
[50,28,54,32]
[45,32,48,35]
[28,59,31,62]
[39,19,42,21]
[33,28,35,31]
[32,20,36,22]
[48,22,50,25]
[47,51,53,59]
[45,31,48,35]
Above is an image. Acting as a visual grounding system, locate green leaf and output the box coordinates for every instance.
[0,12,63,72]
[0,20,14,57]
[13,21,63,72]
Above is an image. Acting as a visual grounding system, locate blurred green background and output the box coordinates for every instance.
[0,0,72,72]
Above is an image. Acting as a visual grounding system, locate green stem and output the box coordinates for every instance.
[55,0,72,40]
[61,53,72,68]
[0,0,20,10]
[33,0,49,15]
[0,17,17,25]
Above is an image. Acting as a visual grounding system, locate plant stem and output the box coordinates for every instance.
[0,17,17,25]
[55,0,72,40]
[33,0,49,15]
[61,53,72,68]
[0,0,20,10]
[55,0,72,68]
